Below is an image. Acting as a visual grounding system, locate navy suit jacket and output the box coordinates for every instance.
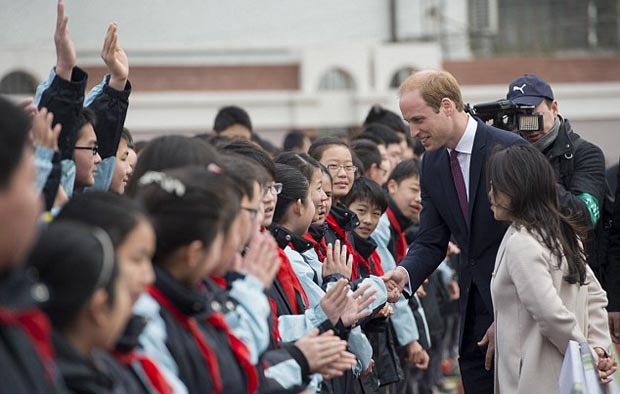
[400,119,523,346]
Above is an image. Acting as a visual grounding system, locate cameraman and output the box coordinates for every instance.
[505,74,619,336]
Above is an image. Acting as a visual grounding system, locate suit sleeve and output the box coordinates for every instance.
[606,157,620,312]
[399,157,452,291]
[505,233,586,354]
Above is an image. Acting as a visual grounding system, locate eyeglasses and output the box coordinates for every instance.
[263,182,283,196]
[242,206,259,220]
[74,144,99,156]
[326,164,357,174]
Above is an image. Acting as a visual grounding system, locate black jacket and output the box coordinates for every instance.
[150,267,246,394]
[606,156,620,311]
[0,270,66,394]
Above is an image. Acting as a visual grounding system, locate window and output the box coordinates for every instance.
[318,68,355,91]
[389,66,417,88]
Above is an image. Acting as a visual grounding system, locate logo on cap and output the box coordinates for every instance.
[512,83,526,94]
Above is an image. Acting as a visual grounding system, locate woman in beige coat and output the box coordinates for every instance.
[486,144,614,393]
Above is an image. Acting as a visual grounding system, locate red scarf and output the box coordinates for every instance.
[352,250,385,280]
[267,298,282,344]
[205,313,258,394]
[275,248,309,315]
[0,306,56,382]
[113,351,173,394]
[303,232,327,262]
[210,275,227,289]
[385,207,408,264]
[147,286,223,394]
[326,213,357,278]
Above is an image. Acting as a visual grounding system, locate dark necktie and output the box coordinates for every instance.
[449,150,469,223]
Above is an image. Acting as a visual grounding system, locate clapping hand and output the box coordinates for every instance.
[31,107,61,152]
[236,231,280,288]
[322,240,352,279]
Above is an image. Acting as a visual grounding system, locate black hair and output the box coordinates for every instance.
[351,139,382,174]
[56,191,148,249]
[213,106,252,133]
[275,152,320,182]
[408,136,425,157]
[121,128,134,150]
[282,131,308,152]
[125,135,222,197]
[220,154,268,199]
[319,162,333,185]
[364,105,408,135]
[133,140,148,154]
[30,221,119,331]
[341,177,388,213]
[487,144,587,285]
[351,152,364,179]
[252,134,281,157]
[217,139,276,180]
[272,164,309,224]
[352,132,383,147]
[136,166,240,265]
[76,107,97,139]
[388,159,420,183]
[308,136,350,162]
[202,134,234,149]
[362,123,401,146]
[0,97,31,189]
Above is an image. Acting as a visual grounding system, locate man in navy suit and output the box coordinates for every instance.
[383,70,523,393]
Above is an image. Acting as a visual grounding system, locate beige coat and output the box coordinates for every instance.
[491,224,610,394]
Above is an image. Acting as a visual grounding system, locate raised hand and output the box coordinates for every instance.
[320,279,350,325]
[340,283,377,327]
[238,231,280,288]
[19,98,38,118]
[293,330,348,374]
[31,107,62,152]
[101,23,129,91]
[322,240,352,279]
[54,0,76,81]
[382,267,408,302]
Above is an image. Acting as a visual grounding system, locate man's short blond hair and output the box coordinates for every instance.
[399,70,464,113]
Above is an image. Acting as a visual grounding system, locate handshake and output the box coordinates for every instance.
[381,267,409,303]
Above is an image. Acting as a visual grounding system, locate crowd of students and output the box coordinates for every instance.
[3,1,619,394]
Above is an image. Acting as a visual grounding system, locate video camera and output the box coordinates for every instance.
[464,99,544,134]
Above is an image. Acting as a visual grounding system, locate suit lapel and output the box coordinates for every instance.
[467,122,488,225]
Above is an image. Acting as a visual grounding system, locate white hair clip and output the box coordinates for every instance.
[138,171,186,197]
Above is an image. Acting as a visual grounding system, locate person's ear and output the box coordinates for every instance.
[551,100,559,116]
[185,240,206,270]
[386,179,398,195]
[87,288,110,328]
[292,198,304,216]
[441,98,454,116]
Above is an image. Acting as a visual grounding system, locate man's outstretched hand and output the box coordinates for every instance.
[382,267,408,303]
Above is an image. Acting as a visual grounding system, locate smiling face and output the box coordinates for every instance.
[400,89,457,152]
[320,145,355,201]
[348,199,383,239]
[309,168,329,224]
[110,138,130,193]
[74,123,102,188]
[387,175,422,221]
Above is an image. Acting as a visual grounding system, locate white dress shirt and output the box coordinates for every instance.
[446,114,477,200]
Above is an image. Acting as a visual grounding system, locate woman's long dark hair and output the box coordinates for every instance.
[487,144,587,285]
